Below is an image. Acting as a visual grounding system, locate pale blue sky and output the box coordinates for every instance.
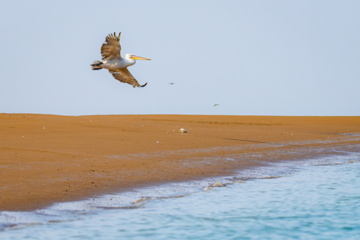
[1,1,359,116]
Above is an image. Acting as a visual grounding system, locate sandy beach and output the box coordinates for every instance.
[1,114,359,211]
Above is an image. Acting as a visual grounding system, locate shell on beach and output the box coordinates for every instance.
[179,128,187,133]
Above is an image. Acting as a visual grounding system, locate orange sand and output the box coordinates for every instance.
[1,114,359,211]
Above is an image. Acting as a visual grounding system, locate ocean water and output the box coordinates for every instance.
[1,152,360,239]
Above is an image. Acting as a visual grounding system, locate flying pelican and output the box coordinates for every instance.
[91,32,151,88]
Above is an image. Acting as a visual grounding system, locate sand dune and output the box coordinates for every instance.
[1,114,360,211]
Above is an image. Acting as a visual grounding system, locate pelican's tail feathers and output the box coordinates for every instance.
[91,60,103,70]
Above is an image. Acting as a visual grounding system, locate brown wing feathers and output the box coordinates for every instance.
[109,68,147,88]
[101,32,121,60]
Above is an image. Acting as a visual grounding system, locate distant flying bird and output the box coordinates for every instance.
[169,82,175,85]
[213,104,219,107]
[91,32,151,88]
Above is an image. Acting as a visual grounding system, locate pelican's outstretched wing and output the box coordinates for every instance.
[109,68,147,88]
[101,32,121,60]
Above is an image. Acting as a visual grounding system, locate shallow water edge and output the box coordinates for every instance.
[1,141,360,232]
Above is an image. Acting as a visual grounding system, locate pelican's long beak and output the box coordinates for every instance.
[130,55,151,61]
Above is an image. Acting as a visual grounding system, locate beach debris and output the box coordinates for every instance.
[204,182,226,191]
[132,198,147,204]
[132,197,154,205]
[214,182,226,187]
[264,176,281,179]
[179,128,187,133]
[235,180,244,183]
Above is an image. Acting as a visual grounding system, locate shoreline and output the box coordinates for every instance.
[1,114,360,211]
[2,155,358,231]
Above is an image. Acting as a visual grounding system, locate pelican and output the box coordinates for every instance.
[91,32,151,88]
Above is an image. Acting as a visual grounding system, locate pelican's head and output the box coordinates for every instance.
[125,54,151,61]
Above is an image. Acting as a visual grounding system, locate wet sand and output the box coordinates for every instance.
[1,114,360,211]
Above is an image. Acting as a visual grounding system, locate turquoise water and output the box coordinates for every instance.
[1,153,360,239]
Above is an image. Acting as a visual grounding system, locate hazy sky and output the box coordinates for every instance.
[1,1,359,116]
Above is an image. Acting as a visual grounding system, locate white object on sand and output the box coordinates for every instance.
[179,128,187,133]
